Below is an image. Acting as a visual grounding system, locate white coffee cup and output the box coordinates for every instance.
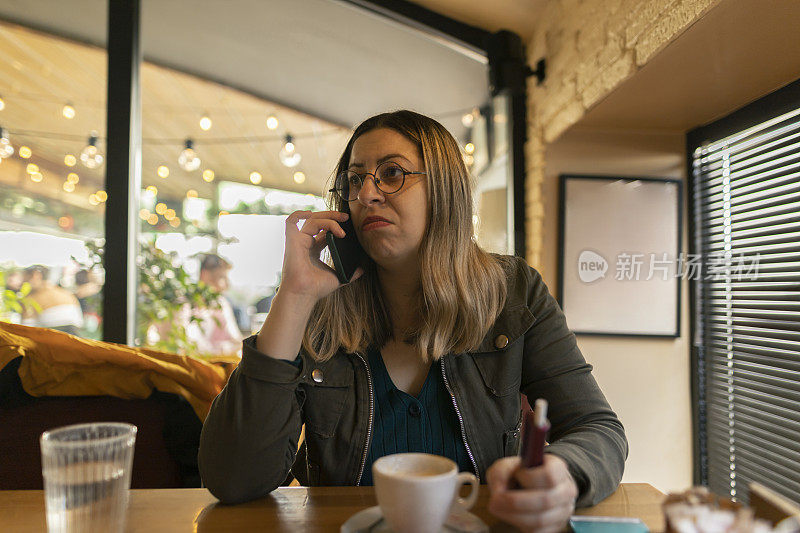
[373,453,479,533]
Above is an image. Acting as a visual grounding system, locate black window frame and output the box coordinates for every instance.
[101,0,532,344]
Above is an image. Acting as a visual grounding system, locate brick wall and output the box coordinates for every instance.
[523,0,720,267]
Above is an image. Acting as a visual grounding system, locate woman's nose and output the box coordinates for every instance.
[357,175,385,205]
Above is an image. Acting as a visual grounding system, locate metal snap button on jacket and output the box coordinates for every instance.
[408,403,421,417]
[494,334,509,349]
[311,369,324,383]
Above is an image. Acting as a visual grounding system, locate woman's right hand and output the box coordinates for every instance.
[256,210,362,360]
[278,210,362,303]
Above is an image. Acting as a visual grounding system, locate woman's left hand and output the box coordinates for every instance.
[486,454,578,533]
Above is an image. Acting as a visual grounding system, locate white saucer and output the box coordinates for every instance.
[340,505,488,533]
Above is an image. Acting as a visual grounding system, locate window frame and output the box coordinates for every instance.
[101,0,530,344]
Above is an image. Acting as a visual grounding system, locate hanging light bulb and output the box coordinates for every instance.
[202,169,215,182]
[64,154,77,166]
[266,116,278,130]
[279,134,301,167]
[80,134,103,169]
[178,139,201,171]
[67,172,79,184]
[199,115,212,131]
[26,163,39,174]
[157,165,169,178]
[464,142,475,155]
[0,128,12,158]
[293,171,306,184]
[249,171,262,185]
[19,146,31,158]
[62,103,76,119]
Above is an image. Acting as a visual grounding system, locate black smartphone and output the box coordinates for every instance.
[326,218,366,284]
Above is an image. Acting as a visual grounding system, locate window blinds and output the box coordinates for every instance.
[692,105,800,505]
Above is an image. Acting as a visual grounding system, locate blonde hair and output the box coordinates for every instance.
[303,110,508,362]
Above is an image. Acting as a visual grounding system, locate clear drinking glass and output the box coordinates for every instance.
[40,422,137,533]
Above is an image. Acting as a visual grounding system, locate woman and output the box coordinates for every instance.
[199,110,627,532]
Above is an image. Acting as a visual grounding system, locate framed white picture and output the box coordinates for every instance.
[557,175,682,337]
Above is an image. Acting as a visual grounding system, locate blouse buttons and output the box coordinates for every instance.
[494,334,509,349]
[311,369,324,383]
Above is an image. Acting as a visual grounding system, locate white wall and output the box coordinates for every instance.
[542,127,692,493]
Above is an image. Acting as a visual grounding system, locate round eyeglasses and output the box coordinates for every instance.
[330,161,426,202]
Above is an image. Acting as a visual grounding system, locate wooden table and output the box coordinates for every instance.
[0,483,665,532]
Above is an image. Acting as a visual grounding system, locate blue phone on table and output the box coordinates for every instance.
[569,516,649,533]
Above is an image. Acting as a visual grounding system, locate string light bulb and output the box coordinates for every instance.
[464,142,475,155]
[186,189,198,199]
[80,134,103,169]
[0,128,13,159]
[96,190,108,202]
[64,154,76,166]
[26,163,39,174]
[157,165,169,178]
[249,171,262,185]
[266,116,278,130]
[199,115,212,131]
[145,186,158,196]
[63,181,75,192]
[293,171,306,184]
[279,134,301,167]
[67,172,79,184]
[62,103,76,119]
[202,169,215,182]
[30,172,43,182]
[178,138,201,172]
[19,146,31,159]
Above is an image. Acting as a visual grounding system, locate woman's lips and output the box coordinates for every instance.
[362,217,391,231]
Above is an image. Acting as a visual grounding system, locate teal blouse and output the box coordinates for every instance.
[358,346,472,485]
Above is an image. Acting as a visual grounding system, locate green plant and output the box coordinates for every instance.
[0,269,40,322]
[75,239,223,355]
[136,240,222,354]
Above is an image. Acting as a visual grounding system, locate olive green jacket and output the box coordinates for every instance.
[199,256,628,506]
